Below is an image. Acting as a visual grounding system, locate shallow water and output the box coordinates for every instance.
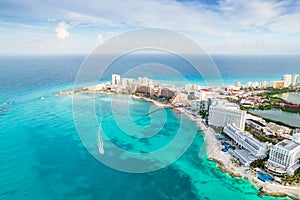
[0,55,295,200]
[275,92,300,104]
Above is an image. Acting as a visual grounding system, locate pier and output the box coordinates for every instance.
[141,106,173,116]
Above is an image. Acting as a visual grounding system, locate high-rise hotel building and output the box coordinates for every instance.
[282,74,292,88]
[266,132,300,175]
[292,74,299,86]
[111,74,121,86]
[208,101,246,131]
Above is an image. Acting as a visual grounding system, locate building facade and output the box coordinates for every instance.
[111,74,121,86]
[282,74,292,88]
[271,81,284,89]
[138,77,153,86]
[208,102,246,131]
[121,78,135,88]
[223,124,268,159]
[292,74,299,86]
[266,133,300,176]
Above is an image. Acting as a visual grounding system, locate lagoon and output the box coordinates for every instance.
[275,92,300,104]
[250,109,300,128]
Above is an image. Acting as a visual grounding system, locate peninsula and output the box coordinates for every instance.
[58,73,300,199]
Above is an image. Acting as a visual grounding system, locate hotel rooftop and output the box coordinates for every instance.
[278,140,300,151]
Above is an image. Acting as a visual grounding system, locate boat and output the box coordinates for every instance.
[97,126,105,155]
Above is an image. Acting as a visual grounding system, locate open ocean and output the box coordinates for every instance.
[1,54,299,200]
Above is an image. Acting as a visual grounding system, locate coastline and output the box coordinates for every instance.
[193,116,300,199]
[132,95,168,108]
[140,97,300,199]
[60,90,300,199]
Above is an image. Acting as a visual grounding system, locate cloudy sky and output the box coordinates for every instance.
[1,0,300,54]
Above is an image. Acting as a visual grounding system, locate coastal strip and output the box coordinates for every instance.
[57,74,300,199]
[195,117,300,199]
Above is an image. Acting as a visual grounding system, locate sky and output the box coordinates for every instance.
[1,0,300,55]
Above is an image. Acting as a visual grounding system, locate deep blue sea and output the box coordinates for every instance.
[1,54,299,200]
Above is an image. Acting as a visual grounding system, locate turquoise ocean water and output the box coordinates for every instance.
[1,54,299,200]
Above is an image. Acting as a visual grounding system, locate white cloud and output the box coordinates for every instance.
[268,13,300,33]
[2,0,300,54]
[55,21,70,39]
[256,39,269,46]
[96,34,103,45]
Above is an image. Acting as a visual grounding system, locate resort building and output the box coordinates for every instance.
[122,78,135,88]
[171,93,188,104]
[246,118,266,131]
[190,100,208,111]
[190,100,201,111]
[223,124,268,166]
[266,122,292,136]
[138,77,154,86]
[252,82,259,88]
[235,82,241,87]
[246,82,253,88]
[260,81,268,88]
[111,74,121,86]
[271,81,284,89]
[194,89,215,101]
[282,74,292,88]
[208,101,246,131]
[184,84,200,94]
[266,133,300,176]
[160,84,175,90]
[292,74,299,86]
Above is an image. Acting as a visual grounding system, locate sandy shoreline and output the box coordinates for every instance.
[189,113,300,199]
[63,91,300,199]
[132,95,168,108]
[143,99,300,199]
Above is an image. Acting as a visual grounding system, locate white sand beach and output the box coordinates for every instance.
[194,115,300,199]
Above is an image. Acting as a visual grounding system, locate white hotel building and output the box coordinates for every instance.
[111,74,121,86]
[121,78,135,88]
[282,74,292,88]
[208,102,246,131]
[292,74,299,86]
[266,133,300,176]
[223,124,268,166]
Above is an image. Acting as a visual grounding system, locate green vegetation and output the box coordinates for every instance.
[258,88,295,97]
[74,89,81,93]
[199,110,208,118]
[250,158,268,169]
[282,168,300,184]
[240,106,251,111]
[248,111,299,129]
[254,103,300,114]
[257,104,272,110]
[279,106,300,114]
[245,126,277,144]
[269,97,284,103]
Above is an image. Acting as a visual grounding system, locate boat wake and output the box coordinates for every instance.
[97,126,105,155]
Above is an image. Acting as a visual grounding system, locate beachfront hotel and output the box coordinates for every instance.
[208,101,246,131]
[266,132,300,176]
[282,74,292,88]
[111,74,121,86]
[292,74,299,86]
[190,100,208,112]
[122,78,135,88]
[223,124,268,166]
[138,77,154,86]
[271,81,284,89]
